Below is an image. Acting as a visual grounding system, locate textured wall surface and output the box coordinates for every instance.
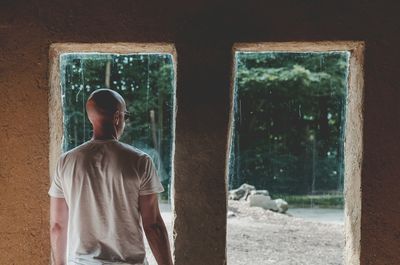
[1,1,400,265]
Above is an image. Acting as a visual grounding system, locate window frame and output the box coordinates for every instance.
[226,41,364,265]
[48,42,178,261]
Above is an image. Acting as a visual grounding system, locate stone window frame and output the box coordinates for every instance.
[48,42,178,259]
[48,41,364,264]
[226,41,365,265]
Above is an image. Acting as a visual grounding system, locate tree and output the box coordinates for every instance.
[61,53,175,200]
[229,52,349,196]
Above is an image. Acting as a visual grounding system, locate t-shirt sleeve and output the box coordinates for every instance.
[139,155,165,196]
[48,157,65,198]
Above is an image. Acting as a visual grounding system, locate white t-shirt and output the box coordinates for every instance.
[48,139,164,265]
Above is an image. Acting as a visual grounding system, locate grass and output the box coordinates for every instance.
[274,194,344,209]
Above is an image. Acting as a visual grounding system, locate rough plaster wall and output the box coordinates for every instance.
[0,1,400,265]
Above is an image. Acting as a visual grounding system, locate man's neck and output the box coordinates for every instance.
[91,135,117,140]
[92,128,118,141]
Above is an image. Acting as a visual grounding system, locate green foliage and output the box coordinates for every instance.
[276,194,344,208]
[61,51,349,202]
[229,52,349,197]
[61,53,175,199]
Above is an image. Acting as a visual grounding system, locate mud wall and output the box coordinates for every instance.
[1,1,400,264]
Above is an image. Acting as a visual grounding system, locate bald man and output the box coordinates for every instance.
[49,89,173,265]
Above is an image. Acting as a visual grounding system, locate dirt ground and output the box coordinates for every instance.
[145,201,344,265]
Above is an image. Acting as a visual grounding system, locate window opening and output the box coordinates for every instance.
[59,52,175,265]
[227,51,350,265]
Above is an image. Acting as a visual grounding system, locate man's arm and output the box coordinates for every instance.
[139,194,173,265]
[50,197,69,265]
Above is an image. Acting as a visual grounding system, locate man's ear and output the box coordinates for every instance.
[114,110,120,126]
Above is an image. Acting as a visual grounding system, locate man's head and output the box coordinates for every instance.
[86,89,129,139]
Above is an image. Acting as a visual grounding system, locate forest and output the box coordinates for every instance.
[61,53,175,199]
[60,51,349,201]
[229,52,349,197]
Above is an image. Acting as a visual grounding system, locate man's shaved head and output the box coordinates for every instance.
[86,89,125,117]
[86,89,127,139]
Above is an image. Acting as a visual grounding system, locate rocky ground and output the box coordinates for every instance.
[145,201,344,265]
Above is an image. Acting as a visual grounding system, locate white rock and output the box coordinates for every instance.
[249,189,269,197]
[229,183,256,200]
[229,188,246,200]
[238,183,256,192]
[227,211,236,218]
[249,194,278,211]
[274,198,289,213]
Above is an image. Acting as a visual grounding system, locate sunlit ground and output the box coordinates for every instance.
[144,202,344,265]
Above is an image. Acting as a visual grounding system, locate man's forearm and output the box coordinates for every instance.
[144,217,173,265]
[50,223,68,265]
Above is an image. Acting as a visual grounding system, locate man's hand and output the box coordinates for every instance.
[50,197,69,265]
[139,194,173,265]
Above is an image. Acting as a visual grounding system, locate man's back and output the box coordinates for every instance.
[49,139,164,265]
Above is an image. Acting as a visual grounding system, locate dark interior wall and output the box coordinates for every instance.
[0,0,399,264]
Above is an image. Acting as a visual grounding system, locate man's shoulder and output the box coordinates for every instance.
[58,141,92,163]
[64,140,92,155]
[115,141,150,158]
[59,140,150,164]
